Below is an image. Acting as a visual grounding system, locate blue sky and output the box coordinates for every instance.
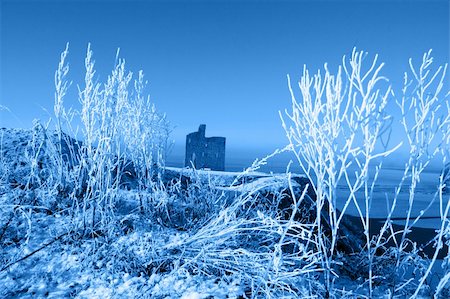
[1,0,449,163]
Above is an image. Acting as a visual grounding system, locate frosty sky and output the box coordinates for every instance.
[0,0,449,158]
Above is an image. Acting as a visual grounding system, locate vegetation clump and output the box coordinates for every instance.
[1,46,450,298]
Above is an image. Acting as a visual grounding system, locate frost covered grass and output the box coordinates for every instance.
[0,142,324,297]
[0,45,323,298]
[1,45,450,298]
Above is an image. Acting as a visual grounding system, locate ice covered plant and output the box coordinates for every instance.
[53,43,72,189]
[435,221,450,296]
[395,50,450,297]
[281,49,399,296]
[281,49,450,297]
[146,177,321,297]
[53,44,171,235]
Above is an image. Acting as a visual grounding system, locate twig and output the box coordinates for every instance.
[0,231,70,273]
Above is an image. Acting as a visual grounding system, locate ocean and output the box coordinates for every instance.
[167,151,448,232]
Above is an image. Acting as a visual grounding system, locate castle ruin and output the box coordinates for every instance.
[185,124,226,171]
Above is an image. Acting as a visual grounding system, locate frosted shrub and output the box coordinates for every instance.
[282,49,397,296]
[25,121,57,190]
[396,50,450,297]
[142,179,322,297]
[282,49,450,297]
[144,168,228,230]
[436,224,450,296]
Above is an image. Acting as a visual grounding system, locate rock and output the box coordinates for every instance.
[257,177,364,254]
[443,163,450,192]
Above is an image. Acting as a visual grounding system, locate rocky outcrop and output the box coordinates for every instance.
[0,127,81,189]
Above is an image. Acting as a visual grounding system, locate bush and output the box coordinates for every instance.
[281,48,450,297]
[52,44,172,234]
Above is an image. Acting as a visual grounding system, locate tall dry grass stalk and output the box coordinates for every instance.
[53,44,171,235]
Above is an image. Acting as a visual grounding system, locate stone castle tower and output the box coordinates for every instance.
[185,124,226,171]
